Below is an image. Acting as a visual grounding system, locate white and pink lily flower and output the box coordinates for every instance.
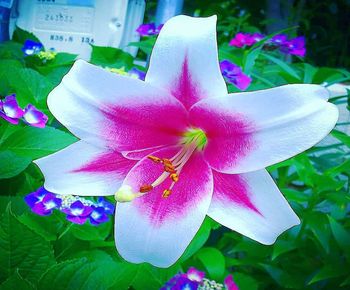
[35,15,338,267]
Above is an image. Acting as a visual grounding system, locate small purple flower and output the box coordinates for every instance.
[136,23,163,36]
[220,60,251,90]
[23,104,48,128]
[229,32,263,48]
[89,206,109,225]
[251,33,264,43]
[25,187,62,216]
[0,94,24,124]
[61,200,93,224]
[129,67,146,80]
[22,39,43,56]
[96,197,115,215]
[282,36,306,57]
[270,34,288,45]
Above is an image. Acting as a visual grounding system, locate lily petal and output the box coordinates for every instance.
[145,15,227,110]
[48,60,188,151]
[190,84,338,173]
[208,170,300,245]
[115,147,213,267]
[35,141,136,196]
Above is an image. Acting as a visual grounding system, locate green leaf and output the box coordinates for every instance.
[90,45,134,69]
[328,215,350,258]
[180,217,212,261]
[0,66,54,108]
[12,26,41,44]
[331,130,350,147]
[1,126,77,159]
[308,264,348,284]
[0,150,31,179]
[128,38,156,55]
[71,221,111,241]
[38,258,138,290]
[242,47,262,75]
[261,53,301,80]
[196,247,225,281]
[307,212,331,253]
[0,270,34,290]
[272,240,297,260]
[0,205,55,284]
[233,272,259,290]
[18,211,63,241]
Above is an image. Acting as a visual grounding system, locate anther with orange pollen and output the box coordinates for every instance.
[114,128,207,203]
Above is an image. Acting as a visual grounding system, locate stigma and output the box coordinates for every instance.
[115,128,207,202]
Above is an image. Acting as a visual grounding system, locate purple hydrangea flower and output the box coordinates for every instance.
[186,267,205,283]
[161,273,200,290]
[25,187,62,216]
[220,60,251,90]
[23,104,48,128]
[282,36,306,57]
[0,94,24,124]
[22,39,43,56]
[96,197,115,215]
[61,200,93,224]
[89,206,109,225]
[129,67,146,80]
[136,23,163,36]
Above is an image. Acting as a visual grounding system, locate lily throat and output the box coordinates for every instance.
[115,128,207,202]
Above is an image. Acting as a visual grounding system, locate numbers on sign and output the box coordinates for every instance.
[81,37,94,44]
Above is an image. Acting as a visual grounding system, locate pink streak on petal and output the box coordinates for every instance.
[171,56,202,110]
[189,104,255,172]
[100,99,188,152]
[124,146,213,227]
[72,151,136,178]
[213,170,261,215]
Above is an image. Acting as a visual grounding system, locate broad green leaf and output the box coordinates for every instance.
[0,66,54,108]
[196,247,225,281]
[233,272,258,290]
[18,211,63,241]
[0,270,34,290]
[0,205,55,284]
[71,221,111,241]
[0,150,31,179]
[90,45,134,69]
[1,126,77,159]
[38,258,122,290]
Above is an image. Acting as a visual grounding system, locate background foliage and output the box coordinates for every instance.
[1,1,350,289]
